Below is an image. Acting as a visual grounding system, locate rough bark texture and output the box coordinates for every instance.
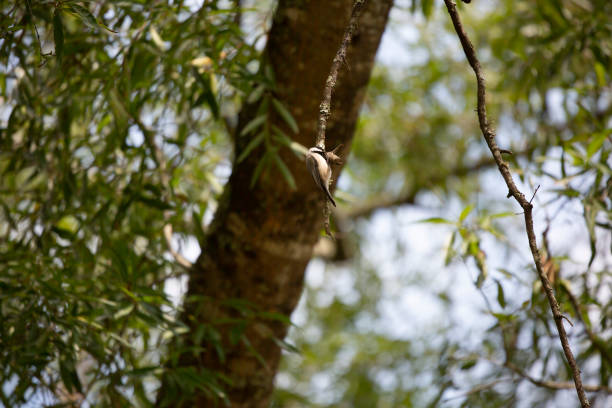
[158,1,393,407]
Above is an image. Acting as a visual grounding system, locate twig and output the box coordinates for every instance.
[323,201,334,238]
[311,0,367,232]
[233,0,242,27]
[529,185,540,204]
[562,283,612,368]
[163,224,194,269]
[25,0,52,62]
[504,361,612,393]
[343,149,534,219]
[441,378,510,402]
[315,0,367,150]
[442,1,591,407]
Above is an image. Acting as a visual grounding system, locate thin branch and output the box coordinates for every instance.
[562,283,612,368]
[233,0,242,27]
[442,1,590,407]
[163,224,194,269]
[25,0,52,62]
[343,148,534,219]
[441,378,510,402]
[323,201,334,238]
[504,361,612,394]
[310,0,367,233]
[315,0,367,150]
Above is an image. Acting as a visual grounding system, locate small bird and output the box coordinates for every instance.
[306,146,336,207]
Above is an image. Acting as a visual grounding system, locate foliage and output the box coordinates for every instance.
[0,0,259,405]
[0,0,610,407]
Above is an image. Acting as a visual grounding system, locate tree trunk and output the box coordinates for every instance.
[158,1,393,406]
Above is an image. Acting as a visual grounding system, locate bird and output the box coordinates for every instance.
[306,146,336,207]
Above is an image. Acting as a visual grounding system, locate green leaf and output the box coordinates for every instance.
[56,215,79,235]
[237,132,265,163]
[114,304,135,319]
[250,151,271,188]
[136,193,173,210]
[271,98,299,134]
[422,0,434,19]
[594,62,607,88]
[192,207,208,244]
[415,217,452,224]
[459,204,474,223]
[247,84,266,104]
[193,70,219,119]
[460,359,477,370]
[273,153,297,190]
[444,231,456,266]
[474,248,487,288]
[59,357,82,394]
[240,114,267,137]
[586,130,609,159]
[53,9,64,63]
[271,125,308,157]
[15,166,37,187]
[496,280,506,308]
[490,211,515,218]
[68,4,98,29]
[108,88,129,131]
[149,26,166,51]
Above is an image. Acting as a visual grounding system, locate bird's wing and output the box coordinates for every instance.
[306,154,336,207]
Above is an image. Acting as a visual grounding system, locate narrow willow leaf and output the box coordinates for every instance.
[496,280,506,308]
[68,4,98,29]
[444,231,456,266]
[271,98,299,134]
[250,151,271,188]
[237,132,265,163]
[460,359,477,370]
[109,88,129,130]
[586,130,608,159]
[422,0,434,18]
[594,62,606,88]
[53,9,64,63]
[490,211,515,218]
[271,125,308,158]
[415,217,452,224]
[114,304,135,319]
[459,203,474,222]
[273,153,297,190]
[149,26,167,51]
[240,114,267,137]
[59,358,82,393]
[475,249,488,288]
[247,84,266,104]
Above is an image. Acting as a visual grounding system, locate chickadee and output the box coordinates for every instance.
[306,146,336,207]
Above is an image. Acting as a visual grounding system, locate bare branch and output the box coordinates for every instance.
[343,148,534,219]
[504,361,612,394]
[163,224,194,269]
[315,0,367,150]
[442,1,590,406]
[311,0,367,232]
[233,0,242,27]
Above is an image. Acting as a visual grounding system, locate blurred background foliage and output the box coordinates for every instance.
[0,0,610,407]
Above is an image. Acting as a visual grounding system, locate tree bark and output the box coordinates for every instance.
[157,1,393,406]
